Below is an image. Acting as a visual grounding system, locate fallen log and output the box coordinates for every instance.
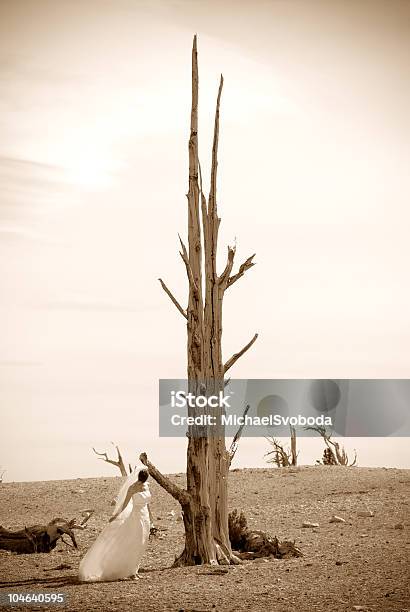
[0,510,94,554]
[228,509,302,559]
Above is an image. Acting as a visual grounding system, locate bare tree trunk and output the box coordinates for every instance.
[144,35,257,566]
[290,426,298,466]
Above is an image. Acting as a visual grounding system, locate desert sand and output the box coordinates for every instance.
[0,466,409,611]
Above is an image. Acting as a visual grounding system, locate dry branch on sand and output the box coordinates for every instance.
[228,510,302,560]
[0,510,94,554]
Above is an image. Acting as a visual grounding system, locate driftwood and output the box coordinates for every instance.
[0,510,93,554]
[228,510,302,560]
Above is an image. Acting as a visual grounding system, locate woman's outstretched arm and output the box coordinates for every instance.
[109,481,144,522]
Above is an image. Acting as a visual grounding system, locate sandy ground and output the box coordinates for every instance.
[0,466,409,612]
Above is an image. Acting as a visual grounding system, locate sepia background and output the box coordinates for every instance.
[1,0,409,481]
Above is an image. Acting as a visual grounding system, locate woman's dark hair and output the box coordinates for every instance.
[137,469,149,483]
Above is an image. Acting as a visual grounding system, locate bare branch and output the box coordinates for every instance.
[158,278,187,319]
[139,452,190,506]
[178,233,190,266]
[218,245,236,286]
[209,74,224,218]
[349,450,358,467]
[227,254,256,288]
[178,234,199,296]
[224,333,258,374]
[228,404,250,465]
[92,444,127,476]
[69,510,95,531]
[305,426,338,463]
[306,426,357,466]
[265,438,291,467]
[187,34,203,299]
[79,510,94,527]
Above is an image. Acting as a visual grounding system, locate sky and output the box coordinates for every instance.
[0,0,409,482]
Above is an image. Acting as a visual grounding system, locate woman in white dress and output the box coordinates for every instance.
[79,467,151,582]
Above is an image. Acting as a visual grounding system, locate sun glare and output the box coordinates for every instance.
[63,154,117,191]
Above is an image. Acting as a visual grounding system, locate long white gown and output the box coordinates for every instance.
[79,482,151,582]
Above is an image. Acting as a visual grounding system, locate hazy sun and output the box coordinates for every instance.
[63,153,116,191]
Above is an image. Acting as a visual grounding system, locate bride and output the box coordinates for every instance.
[79,465,151,582]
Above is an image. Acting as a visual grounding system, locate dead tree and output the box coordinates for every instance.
[228,510,302,559]
[140,36,257,566]
[0,511,93,554]
[265,426,298,467]
[92,443,132,477]
[0,468,5,483]
[306,426,357,466]
[265,438,291,467]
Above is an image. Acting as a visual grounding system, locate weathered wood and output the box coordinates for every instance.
[158,278,187,319]
[1,521,69,553]
[290,426,298,466]
[224,333,258,374]
[139,453,189,506]
[306,426,357,466]
[228,404,250,465]
[92,443,129,476]
[265,437,291,467]
[151,35,258,566]
[266,427,298,468]
[0,511,94,554]
[227,254,256,288]
[228,510,302,559]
